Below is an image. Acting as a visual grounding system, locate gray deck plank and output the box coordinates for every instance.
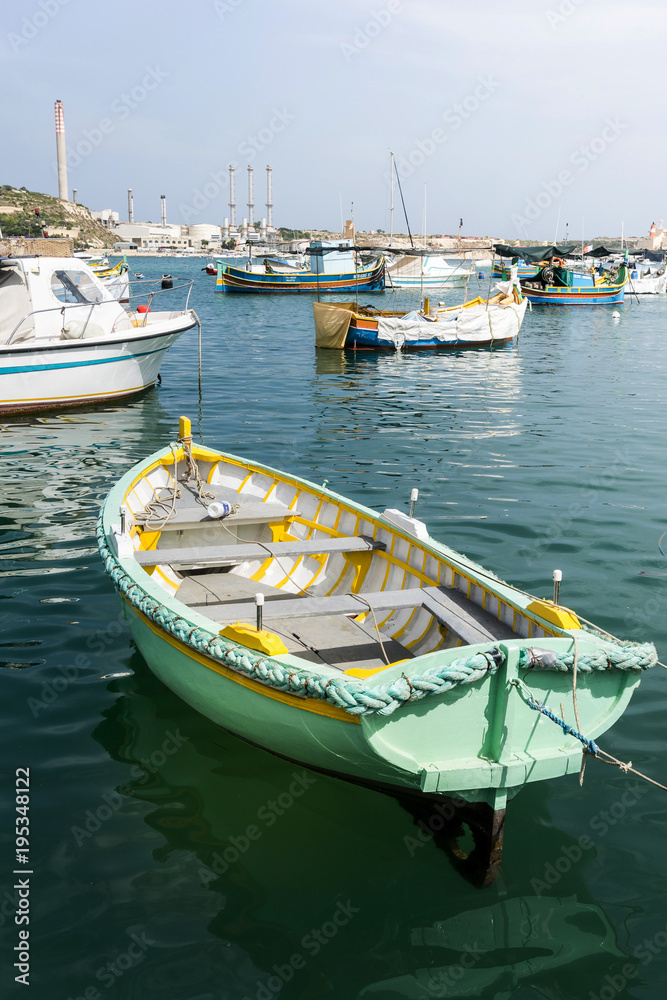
[422,586,516,641]
[136,534,384,567]
[197,588,424,623]
[189,585,515,644]
[145,482,297,532]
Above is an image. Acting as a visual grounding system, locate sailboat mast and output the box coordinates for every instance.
[389,152,394,246]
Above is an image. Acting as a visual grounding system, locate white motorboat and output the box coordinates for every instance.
[386,253,474,288]
[0,255,197,415]
[627,262,667,294]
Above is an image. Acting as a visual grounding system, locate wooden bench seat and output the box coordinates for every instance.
[136,534,386,568]
[145,482,298,532]
[196,585,515,646]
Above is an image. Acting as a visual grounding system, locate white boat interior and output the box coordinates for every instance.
[0,256,192,346]
[122,449,562,679]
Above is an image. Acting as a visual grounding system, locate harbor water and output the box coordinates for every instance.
[2,259,667,999]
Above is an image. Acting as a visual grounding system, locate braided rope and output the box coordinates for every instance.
[518,642,656,673]
[97,517,657,716]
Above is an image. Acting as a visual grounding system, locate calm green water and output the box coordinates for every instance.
[2,260,667,1000]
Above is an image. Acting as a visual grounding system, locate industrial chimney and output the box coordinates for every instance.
[54,100,68,201]
[266,165,273,229]
[127,188,134,223]
[228,166,236,227]
[247,165,254,226]
[160,194,167,228]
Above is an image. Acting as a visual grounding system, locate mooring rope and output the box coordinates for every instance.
[512,675,667,793]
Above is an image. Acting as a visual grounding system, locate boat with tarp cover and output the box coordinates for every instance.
[98,418,657,884]
[313,270,527,350]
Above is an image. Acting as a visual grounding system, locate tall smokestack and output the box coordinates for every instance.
[127,188,134,223]
[54,100,68,201]
[247,165,254,226]
[228,165,236,226]
[160,194,167,228]
[266,164,273,229]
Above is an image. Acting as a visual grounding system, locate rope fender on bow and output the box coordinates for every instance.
[96,517,657,718]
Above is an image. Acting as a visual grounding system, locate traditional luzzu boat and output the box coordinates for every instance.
[519,263,628,305]
[215,239,385,293]
[493,243,628,305]
[313,271,527,351]
[98,418,657,884]
[0,255,197,414]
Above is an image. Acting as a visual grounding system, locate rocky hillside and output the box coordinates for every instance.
[0,186,116,249]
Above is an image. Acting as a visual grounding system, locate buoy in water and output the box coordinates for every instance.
[612,310,621,319]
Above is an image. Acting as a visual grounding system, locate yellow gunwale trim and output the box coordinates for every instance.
[125,599,360,724]
[126,449,567,640]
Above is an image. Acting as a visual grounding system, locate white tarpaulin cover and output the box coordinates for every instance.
[377,298,527,348]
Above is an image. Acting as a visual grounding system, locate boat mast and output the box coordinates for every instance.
[393,155,414,248]
[389,152,394,247]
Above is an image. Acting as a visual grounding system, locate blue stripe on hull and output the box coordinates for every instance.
[521,290,625,305]
[0,345,166,376]
[345,329,514,350]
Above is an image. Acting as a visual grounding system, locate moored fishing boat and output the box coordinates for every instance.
[0,255,197,414]
[519,263,628,305]
[215,239,385,293]
[493,243,629,305]
[313,272,527,350]
[98,418,657,883]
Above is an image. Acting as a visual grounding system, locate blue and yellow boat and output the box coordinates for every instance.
[520,263,628,305]
[215,239,385,293]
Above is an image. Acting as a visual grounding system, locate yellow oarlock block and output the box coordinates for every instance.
[220,622,289,656]
[345,657,409,679]
[526,599,581,631]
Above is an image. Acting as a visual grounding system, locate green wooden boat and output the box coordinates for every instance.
[97,418,656,883]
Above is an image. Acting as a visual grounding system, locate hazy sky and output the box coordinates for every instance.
[1,0,663,239]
